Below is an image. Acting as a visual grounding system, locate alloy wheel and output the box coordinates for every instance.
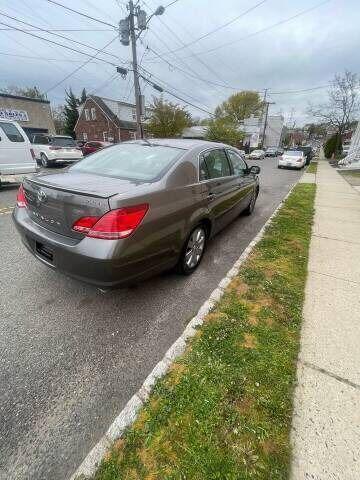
[184,226,206,270]
[41,154,48,167]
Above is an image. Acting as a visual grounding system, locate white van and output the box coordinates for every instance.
[0,119,37,187]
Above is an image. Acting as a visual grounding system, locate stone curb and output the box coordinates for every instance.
[69,180,300,480]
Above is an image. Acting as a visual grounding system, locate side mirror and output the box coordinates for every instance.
[249,165,260,175]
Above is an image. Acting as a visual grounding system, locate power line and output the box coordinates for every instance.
[90,72,119,95]
[44,0,116,28]
[139,64,214,108]
[143,0,232,90]
[164,0,181,8]
[0,27,113,32]
[0,19,120,67]
[270,85,330,95]
[176,0,331,58]
[0,11,123,62]
[0,51,101,63]
[140,73,214,116]
[144,43,243,91]
[148,0,268,58]
[46,36,118,93]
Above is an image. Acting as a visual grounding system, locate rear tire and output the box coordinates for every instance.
[176,224,207,275]
[41,153,52,168]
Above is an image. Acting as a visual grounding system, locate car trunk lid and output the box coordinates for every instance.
[22,172,144,238]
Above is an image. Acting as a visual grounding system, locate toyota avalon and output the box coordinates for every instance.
[13,139,260,287]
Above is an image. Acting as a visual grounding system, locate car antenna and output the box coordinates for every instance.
[142,137,153,146]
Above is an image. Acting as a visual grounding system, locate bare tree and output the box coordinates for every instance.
[309,70,360,137]
[51,105,66,135]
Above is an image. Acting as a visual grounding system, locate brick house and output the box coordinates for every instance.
[75,95,141,143]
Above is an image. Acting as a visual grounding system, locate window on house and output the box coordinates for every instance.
[103,132,108,141]
[130,131,137,140]
[91,107,96,120]
[83,132,88,141]
[84,109,90,121]
[132,109,136,120]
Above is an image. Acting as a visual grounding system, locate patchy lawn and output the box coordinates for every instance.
[93,184,316,480]
[306,162,317,174]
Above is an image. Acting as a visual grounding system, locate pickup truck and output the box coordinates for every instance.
[0,119,37,188]
[32,134,83,168]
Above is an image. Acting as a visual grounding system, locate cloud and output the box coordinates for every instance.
[0,0,358,125]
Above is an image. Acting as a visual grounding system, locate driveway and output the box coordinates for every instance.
[0,158,302,480]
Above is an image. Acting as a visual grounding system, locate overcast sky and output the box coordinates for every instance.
[0,0,358,125]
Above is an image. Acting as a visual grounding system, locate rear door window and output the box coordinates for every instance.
[0,122,25,142]
[226,149,247,176]
[34,135,49,145]
[202,149,231,179]
[199,157,210,181]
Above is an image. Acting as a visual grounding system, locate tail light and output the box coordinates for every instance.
[72,204,149,240]
[30,148,35,159]
[16,184,27,208]
[49,146,61,150]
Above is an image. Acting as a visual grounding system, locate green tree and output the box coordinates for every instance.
[206,117,244,146]
[324,134,342,159]
[1,85,46,100]
[147,97,191,137]
[215,91,263,123]
[80,88,87,104]
[63,89,79,138]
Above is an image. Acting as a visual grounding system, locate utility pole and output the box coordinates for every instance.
[119,3,165,139]
[261,89,275,149]
[128,0,142,139]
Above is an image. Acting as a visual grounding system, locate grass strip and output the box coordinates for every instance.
[306,162,317,174]
[93,183,316,480]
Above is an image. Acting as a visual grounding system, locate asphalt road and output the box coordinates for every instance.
[0,158,302,480]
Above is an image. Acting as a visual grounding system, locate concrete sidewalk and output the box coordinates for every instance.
[291,160,360,479]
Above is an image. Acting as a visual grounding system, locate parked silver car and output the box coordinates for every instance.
[13,139,260,287]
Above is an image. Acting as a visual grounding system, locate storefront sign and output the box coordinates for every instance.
[0,109,29,122]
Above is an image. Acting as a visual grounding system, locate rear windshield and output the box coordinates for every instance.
[70,143,183,181]
[284,150,303,156]
[50,137,76,147]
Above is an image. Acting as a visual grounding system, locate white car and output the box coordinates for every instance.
[278,150,306,169]
[249,149,265,160]
[32,134,83,168]
[0,119,37,187]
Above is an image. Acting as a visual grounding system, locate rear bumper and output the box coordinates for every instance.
[12,207,175,287]
[51,157,82,164]
[278,160,304,169]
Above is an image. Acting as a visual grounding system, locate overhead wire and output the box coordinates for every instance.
[0,19,123,67]
[139,64,212,107]
[44,0,116,28]
[0,11,124,62]
[173,0,331,58]
[139,72,214,116]
[45,36,118,93]
[147,0,269,58]
[143,0,233,90]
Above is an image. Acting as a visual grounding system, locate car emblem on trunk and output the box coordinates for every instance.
[37,189,47,204]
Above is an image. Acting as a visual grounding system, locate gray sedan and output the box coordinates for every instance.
[13,139,260,287]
